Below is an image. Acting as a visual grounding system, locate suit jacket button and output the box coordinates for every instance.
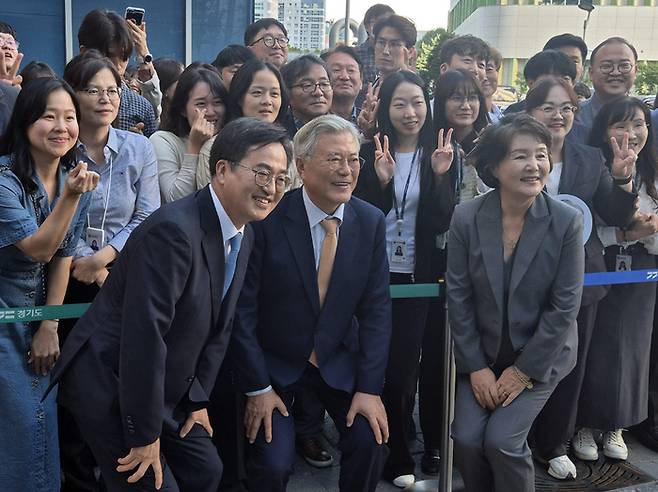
[128,429,135,435]
[187,376,194,382]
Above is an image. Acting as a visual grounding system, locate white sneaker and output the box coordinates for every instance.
[573,428,599,461]
[392,474,415,488]
[547,455,577,480]
[603,429,628,460]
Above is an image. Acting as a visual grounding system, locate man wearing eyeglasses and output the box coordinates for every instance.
[577,37,638,130]
[245,18,289,69]
[373,15,417,84]
[281,55,333,140]
[48,119,292,492]
[231,115,392,491]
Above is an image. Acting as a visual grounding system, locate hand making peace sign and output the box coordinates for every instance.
[431,128,454,177]
[373,134,395,188]
[610,133,638,181]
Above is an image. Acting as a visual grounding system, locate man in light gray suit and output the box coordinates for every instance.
[446,114,584,492]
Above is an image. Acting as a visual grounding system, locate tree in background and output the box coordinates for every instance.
[416,28,454,96]
[635,61,658,96]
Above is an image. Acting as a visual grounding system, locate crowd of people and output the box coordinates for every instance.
[1,3,658,492]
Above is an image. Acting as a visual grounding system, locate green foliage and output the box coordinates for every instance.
[635,61,658,95]
[416,28,454,96]
[514,73,528,97]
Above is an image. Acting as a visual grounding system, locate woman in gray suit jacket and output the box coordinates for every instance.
[447,113,585,492]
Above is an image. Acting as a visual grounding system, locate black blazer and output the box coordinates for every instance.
[355,142,455,282]
[558,140,636,305]
[47,186,253,448]
[231,188,392,395]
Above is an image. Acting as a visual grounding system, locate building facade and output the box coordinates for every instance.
[1,0,252,74]
[254,0,279,20]
[278,0,326,51]
[448,0,658,86]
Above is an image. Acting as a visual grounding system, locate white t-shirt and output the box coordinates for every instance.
[546,161,563,196]
[385,151,421,274]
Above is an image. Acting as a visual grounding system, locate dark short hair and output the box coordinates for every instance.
[523,49,576,83]
[321,45,364,78]
[590,36,638,64]
[228,60,288,124]
[63,50,122,92]
[373,15,417,48]
[244,18,288,46]
[439,35,490,65]
[0,78,80,193]
[574,81,591,100]
[433,69,489,136]
[161,64,228,138]
[588,96,657,200]
[20,61,57,88]
[525,76,579,113]
[209,117,293,175]
[363,4,395,25]
[153,58,185,95]
[212,44,256,70]
[0,21,17,40]
[473,113,552,188]
[543,33,588,62]
[280,54,328,90]
[78,9,133,62]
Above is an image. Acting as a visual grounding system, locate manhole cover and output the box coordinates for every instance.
[535,456,656,491]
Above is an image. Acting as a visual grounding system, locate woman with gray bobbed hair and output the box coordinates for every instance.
[448,113,584,492]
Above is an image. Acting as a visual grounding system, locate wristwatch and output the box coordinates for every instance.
[137,53,153,64]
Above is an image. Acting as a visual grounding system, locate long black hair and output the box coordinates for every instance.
[0,78,80,193]
[433,69,489,152]
[160,64,228,138]
[228,59,288,124]
[376,70,435,167]
[588,96,658,201]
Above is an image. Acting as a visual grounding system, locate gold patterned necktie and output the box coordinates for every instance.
[309,218,339,367]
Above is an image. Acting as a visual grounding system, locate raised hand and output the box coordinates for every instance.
[373,133,395,188]
[357,83,380,139]
[431,128,454,176]
[187,108,216,154]
[0,51,23,87]
[64,162,100,197]
[610,133,637,180]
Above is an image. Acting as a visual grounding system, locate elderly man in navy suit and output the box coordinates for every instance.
[47,118,293,491]
[231,114,392,491]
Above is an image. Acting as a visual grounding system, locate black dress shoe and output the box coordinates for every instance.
[297,437,334,468]
[633,426,658,453]
[420,449,440,475]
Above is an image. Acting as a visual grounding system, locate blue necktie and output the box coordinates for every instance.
[223,232,243,299]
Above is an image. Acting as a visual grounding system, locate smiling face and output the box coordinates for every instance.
[482,59,499,99]
[241,68,282,123]
[529,85,575,144]
[326,51,363,103]
[389,81,427,141]
[606,107,649,155]
[248,25,288,68]
[214,141,288,227]
[445,87,480,133]
[0,32,18,70]
[494,133,551,199]
[442,53,487,89]
[297,131,360,214]
[77,68,121,129]
[289,63,333,123]
[27,89,79,163]
[184,81,226,135]
[589,42,637,101]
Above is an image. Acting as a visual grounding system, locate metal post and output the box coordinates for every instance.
[439,304,455,492]
[344,0,350,45]
[64,0,73,62]
[185,0,193,66]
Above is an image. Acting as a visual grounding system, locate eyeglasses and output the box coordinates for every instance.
[0,38,18,50]
[251,35,289,49]
[291,81,333,94]
[375,38,406,51]
[80,86,122,100]
[538,104,577,117]
[448,94,480,105]
[324,156,365,171]
[598,61,634,74]
[234,162,291,190]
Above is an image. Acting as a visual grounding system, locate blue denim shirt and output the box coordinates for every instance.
[0,155,90,271]
[74,127,160,257]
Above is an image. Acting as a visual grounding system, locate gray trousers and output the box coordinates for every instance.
[452,375,557,492]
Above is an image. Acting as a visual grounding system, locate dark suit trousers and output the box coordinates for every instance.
[246,364,389,492]
[71,409,222,492]
[382,273,431,478]
[532,301,598,458]
[292,379,326,440]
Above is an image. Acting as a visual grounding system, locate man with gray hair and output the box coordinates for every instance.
[231,114,392,491]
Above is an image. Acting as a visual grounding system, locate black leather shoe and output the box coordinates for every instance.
[297,437,334,468]
[420,449,440,475]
